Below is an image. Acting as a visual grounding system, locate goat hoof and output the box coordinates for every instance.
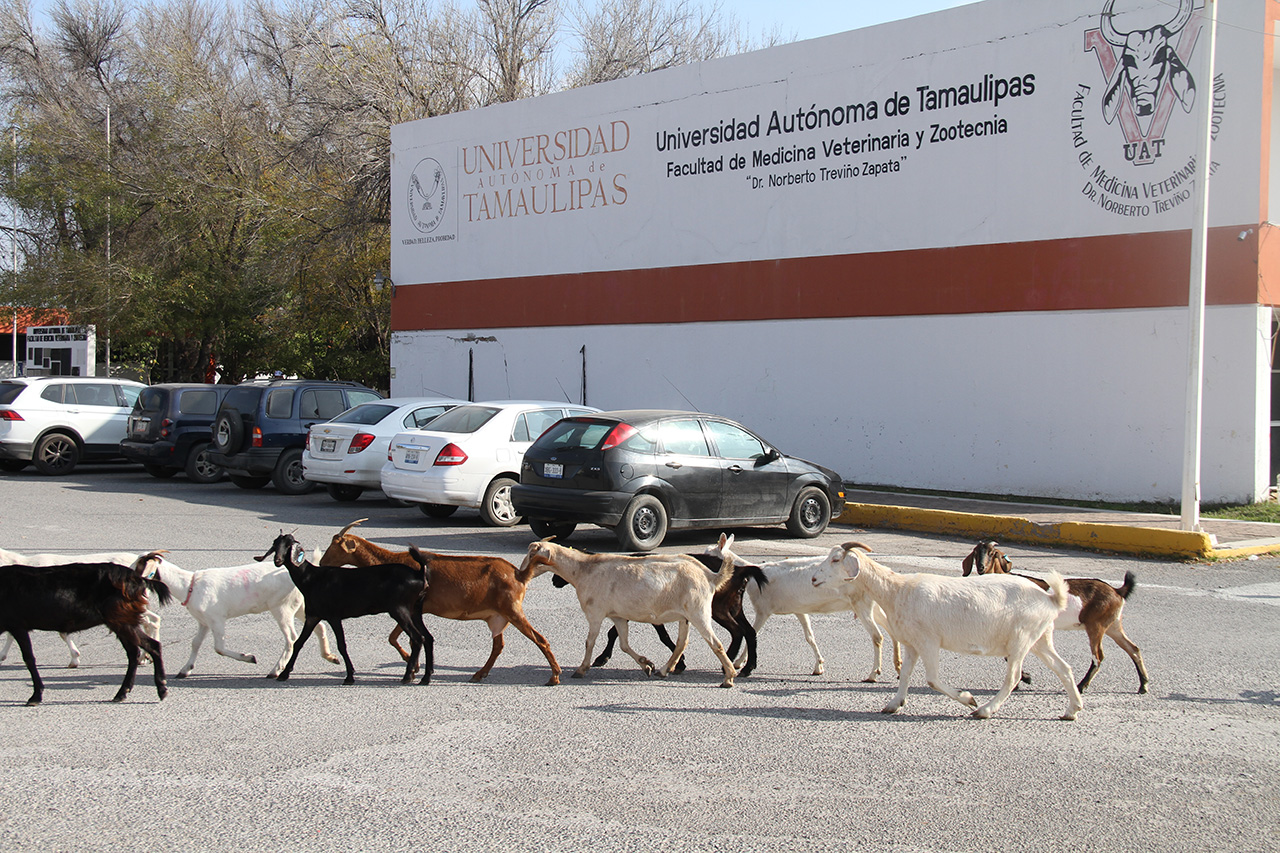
[276,673,290,682]
[67,661,79,669]
[157,686,168,701]
[546,676,560,686]
[971,707,993,719]
[246,655,257,664]
[469,673,485,683]
[342,677,355,685]
[1138,685,1149,695]
[25,696,41,706]
[175,671,188,679]
[719,680,734,689]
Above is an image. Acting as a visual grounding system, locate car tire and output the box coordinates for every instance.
[184,442,224,484]
[326,483,364,502]
[272,448,315,495]
[420,503,459,519]
[144,464,177,479]
[212,409,244,454]
[530,519,577,541]
[0,459,30,473]
[480,477,522,527]
[787,486,831,538]
[229,474,270,489]
[32,433,80,476]
[615,494,668,552]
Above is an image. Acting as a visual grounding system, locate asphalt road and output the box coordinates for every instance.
[1,465,1277,852]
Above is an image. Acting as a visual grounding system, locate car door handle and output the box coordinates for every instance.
[727,464,743,474]
[665,461,683,469]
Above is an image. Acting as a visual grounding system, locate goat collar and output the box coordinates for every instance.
[181,572,199,607]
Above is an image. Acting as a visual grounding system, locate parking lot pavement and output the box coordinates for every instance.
[0,466,1277,853]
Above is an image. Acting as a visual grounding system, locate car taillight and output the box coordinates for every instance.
[348,433,375,454]
[160,417,172,438]
[434,443,468,465]
[0,410,23,421]
[601,423,636,450]
[305,429,313,449]
[252,427,263,448]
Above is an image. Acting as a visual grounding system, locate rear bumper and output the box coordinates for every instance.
[120,439,178,466]
[303,454,384,490]
[208,447,282,476]
[0,441,34,462]
[510,484,630,527]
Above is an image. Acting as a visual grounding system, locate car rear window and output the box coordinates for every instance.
[0,382,25,405]
[223,387,263,411]
[266,388,295,418]
[178,389,219,415]
[535,419,615,451]
[423,405,499,434]
[332,403,397,425]
[136,388,167,412]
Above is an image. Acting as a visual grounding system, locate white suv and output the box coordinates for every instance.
[0,377,146,475]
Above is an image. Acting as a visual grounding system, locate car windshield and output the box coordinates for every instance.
[0,382,24,405]
[330,403,398,426]
[421,405,500,434]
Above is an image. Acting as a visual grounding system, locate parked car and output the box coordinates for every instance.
[381,400,599,526]
[207,379,384,494]
[302,397,465,502]
[0,376,147,475]
[120,383,233,483]
[510,410,846,551]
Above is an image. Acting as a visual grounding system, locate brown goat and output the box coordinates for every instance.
[962,540,1149,694]
[319,519,560,685]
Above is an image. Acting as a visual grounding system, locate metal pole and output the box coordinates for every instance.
[104,103,111,375]
[1180,0,1218,532]
[10,127,16,373]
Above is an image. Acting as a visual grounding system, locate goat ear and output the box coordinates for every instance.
[961,551,974,576]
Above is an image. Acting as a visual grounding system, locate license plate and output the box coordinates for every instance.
[321,439,336,453]
[544,462,563,478]
[131,419,149,434]
[404,449,419,464]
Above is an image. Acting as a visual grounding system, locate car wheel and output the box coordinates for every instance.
[420,503,459,519]
[144,464,177,479]
[229,474,270,489]
[530,518,577,541]
[212,409,244,454]
[615,494,668,551]
[787,486,831,538]
[326,483,364,502]
[480,477,522,527]
[184,442,224,484]
[0,459,30,473]
[32,433,80,476]
[272,448,315,495]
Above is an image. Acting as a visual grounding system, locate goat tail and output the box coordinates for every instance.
[1116,571,1137,600]
[1044,572,1069,612]
[736,564,769,591]
[143,575,173,607]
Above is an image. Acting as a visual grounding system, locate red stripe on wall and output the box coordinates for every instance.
[391,227,1270,332]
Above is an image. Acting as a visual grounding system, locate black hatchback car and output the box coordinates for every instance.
[511,410,845,551]
[120,383,233,483]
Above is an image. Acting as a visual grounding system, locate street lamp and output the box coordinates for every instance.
[373,270,395,297]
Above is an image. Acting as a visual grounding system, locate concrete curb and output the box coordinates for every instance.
[835,502,1220,559]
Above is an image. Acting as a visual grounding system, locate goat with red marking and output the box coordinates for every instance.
[0,552,172,705]
[319,519,560,685]
[257,532,432,686]
[962,540,1149,694]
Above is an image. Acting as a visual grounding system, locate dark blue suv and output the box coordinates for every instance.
[121,383,233,482]
[207,379,383,494]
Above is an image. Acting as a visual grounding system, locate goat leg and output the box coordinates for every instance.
[653,623,683,673]
[12,631,43,706]
[138,633,167,701]
[473,626,505,683]
[590,626,618,668]
[416,615,434,685]
[327,620,356,685]
[110,626,142,703]
[277,617,320,681]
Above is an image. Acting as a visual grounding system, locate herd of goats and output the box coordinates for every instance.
[0,519,1150,720]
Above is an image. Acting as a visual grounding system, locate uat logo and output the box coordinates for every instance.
[408,157,448,233]
[1084,0,1202,166]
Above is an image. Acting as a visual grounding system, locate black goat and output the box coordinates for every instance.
[0,553,172,705]
[559,554,770,677]
[255,533,434,685]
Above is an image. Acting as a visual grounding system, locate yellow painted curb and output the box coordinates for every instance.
[836,503,1214,559]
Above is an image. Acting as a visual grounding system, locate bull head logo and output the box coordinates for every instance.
[1086,0,1202,165]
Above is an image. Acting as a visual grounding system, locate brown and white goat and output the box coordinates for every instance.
[962,540,1149,694]
[520,537,739,687]
[319,519,561,686]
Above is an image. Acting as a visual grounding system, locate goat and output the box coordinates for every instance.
[520,536,739,687]
[962,540,1149,694]
[812,541,1082,720]
[574,548,770,677]
[703,537,900,682]
[0,553,172,705]
[0,548,162,668]
[136,553,341,678]
[318,519,560,685]
[256,532,433,685]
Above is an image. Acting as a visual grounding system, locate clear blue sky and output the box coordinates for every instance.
[728,0,973,42]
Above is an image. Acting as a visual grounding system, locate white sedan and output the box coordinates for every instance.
[302,397,464,501]
[381,400,598,526]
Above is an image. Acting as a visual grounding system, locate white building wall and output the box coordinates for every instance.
[392,303,1269,503]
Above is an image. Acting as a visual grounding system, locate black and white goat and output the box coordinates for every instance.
[255,533,433,685]
[0,553,172,705]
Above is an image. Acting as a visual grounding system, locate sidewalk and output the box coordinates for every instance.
[835,489,1280,560]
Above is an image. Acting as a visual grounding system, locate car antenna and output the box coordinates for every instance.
[663,372,702,412]
[554,377,571,403]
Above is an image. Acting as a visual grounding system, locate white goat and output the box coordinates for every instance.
[520,537,739,687]
[704,539,899,682]
[811,541,1082,721]
[0,548,162,667]
[138,553,340,678]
